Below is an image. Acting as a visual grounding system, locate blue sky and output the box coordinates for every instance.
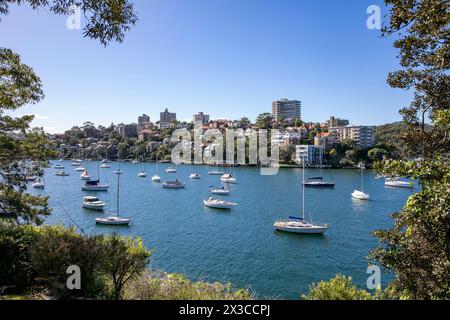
[2,0,411,133]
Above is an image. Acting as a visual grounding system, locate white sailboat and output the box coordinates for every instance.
[189,173,200,179]
[137,156,146,177]
[274,155,329,234]
[56,171,70,176]
[162,165,185,188]
[80,170,91,180]
[352,162,369,200]
[96,172,130,225]
[151,155,161,182]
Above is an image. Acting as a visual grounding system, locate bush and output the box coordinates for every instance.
[302,275,373,300]
[125,272,253,300]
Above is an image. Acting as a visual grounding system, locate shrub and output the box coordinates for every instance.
[302,274,373,300]
[125,271,253,300]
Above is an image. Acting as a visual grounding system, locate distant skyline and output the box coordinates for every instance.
[3,0,412,133]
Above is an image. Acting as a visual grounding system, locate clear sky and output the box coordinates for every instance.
[1,0,411,133]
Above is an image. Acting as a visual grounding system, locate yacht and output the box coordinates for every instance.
[74,166,85,172]
[151,174,161,182]
[96,171,130,225]
[352,162,369,200]
[138,171,146,177]
[220,173,236,184]
[131,159,139,164]
[82,196,106,210]
[71,162,80,166]
[80,170,91,180]
[210,183,230,195]
[385,178,413,188]
[32,178,45,189]
[56,171,69,176]
[303,148,334,188]
[162,180,185,189]
[82,180,109,191]
[100,163,110,168]
[203,197,237,210]
[189,173,200,179]
[273,155,329,235]
[54,164,64,169]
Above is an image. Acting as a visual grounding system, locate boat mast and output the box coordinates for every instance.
[302,155,305,220]
[117,170,120,218]
[361,163,364,192]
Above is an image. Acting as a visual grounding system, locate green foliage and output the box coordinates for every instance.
[102,234,151,300]
[367,148,388,161]
[0,225,150,299]
[370,0,450,299]
[302,275,373,300]
[125,272,253,300]
[0,0,138,46]
[256,113,273,129]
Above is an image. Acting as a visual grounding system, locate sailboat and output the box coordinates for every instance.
[210,182,230,195]
[303,148,334,188]
[100,150,110,168]
[274,155,329,234]
[152,156,161,182]
[137,156,146,177]
[385,177,413,188]
[203,197,237,210]
[162,164,185,188]
[208,163,223,175]
[82,159,109,191]
[114,161,123,175]
[220,162,237,184]
[95,171,130,225]
[352,162,369,200]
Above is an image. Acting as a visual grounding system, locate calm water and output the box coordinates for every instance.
[34,161,413,299]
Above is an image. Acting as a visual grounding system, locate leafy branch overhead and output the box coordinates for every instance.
[0,0,138,46]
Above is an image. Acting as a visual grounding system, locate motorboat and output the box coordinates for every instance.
[80,171,91,180]
[82,179,109,191]
[32,178,45,189]
[274,216,329,234]
[54,164,64,169]
[203,197,237,210]
[385,178,413,188]
[151,175,161,182]
[131,160,139,164]
[82,196,106,210]
[71,162,80,166]
[100,163,110,168]
[162,180,185,189]
[74,166,85,172]
[189,173,200,179]
[220,173,236,184]
[210,184,230,195]
[56,171,69,176]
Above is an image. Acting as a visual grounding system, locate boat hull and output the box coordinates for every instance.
[82,203,105,210]
[274,225,328,234]
[95,217,130,225]
[82,186,109,191]
[303,182,334,188]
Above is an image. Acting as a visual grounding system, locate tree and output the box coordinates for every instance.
[0,0,138,47]
[256,113,273,129]
[238,117,251,130]
[368,147,388,161]
[0,48,55,225]
[370,0,450,299]
[102,234,150,299]
[0,0,137,224]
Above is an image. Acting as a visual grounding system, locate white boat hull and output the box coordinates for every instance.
[210,189,230,195]
[351,190,369,200]
[82,203,106,210]
[385,180,413,188]
[95,217,130,225]
[151,175,161,182]
[274,221,328,234]
[82,186,109,191]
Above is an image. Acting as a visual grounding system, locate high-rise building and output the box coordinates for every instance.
[193,112,210,124]
[295,145,323,165]
[328,125,374,148]
[272,99,301,122]
[137,114,151,131]
[327,116,349,127]
[160,108,176,123]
